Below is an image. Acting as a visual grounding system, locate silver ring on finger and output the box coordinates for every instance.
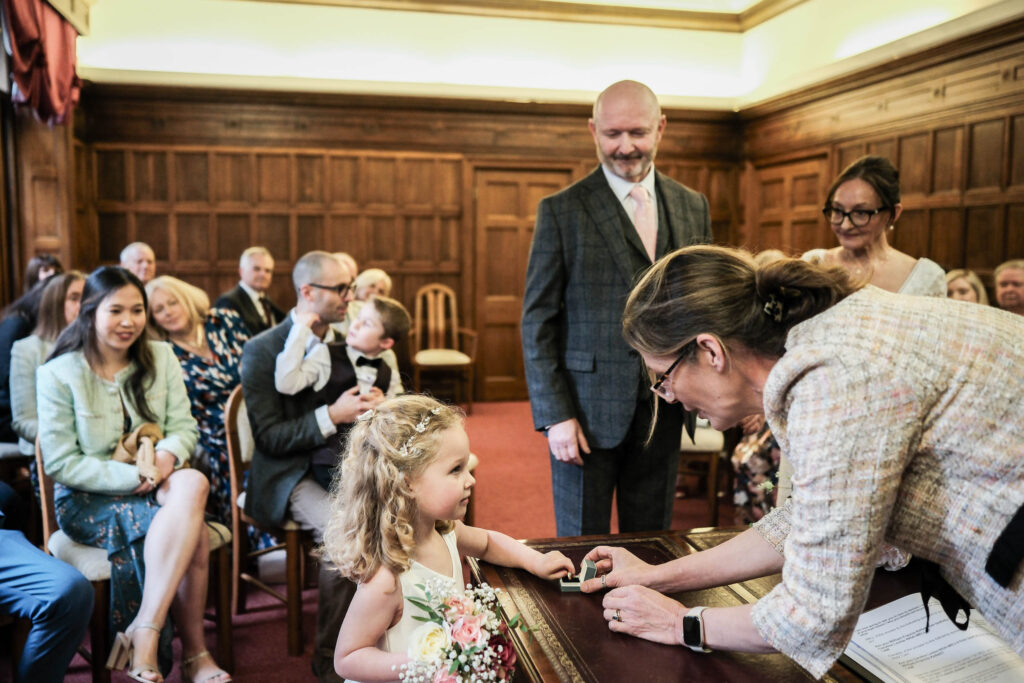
[613,609,621,622]
[601,574,607,589]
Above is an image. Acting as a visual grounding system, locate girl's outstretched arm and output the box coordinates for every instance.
[455,521,575,579]
[334,566,407,682]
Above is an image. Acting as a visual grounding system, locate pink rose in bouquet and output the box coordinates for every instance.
[450,613,486,647]
[442,594,475,619]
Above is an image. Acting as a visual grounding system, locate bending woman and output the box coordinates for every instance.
[36,267,230,683]
[583,246,1023,678]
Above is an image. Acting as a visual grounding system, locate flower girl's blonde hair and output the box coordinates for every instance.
[321,394,462,583]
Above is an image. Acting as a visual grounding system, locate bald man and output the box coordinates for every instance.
[119,242,156,283]
[522,80,712,536]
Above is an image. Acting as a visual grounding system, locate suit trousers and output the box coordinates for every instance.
[0,529,94,683]
[550,399,680,536]
[287,473,356,683]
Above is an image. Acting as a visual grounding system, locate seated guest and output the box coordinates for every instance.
[339,267,392,335]
[10,272,85,459]
[0,480,93,683]
[583,246,1023,677]
[215,246,284,337]
[146,275,250,525]
[333,252,358,280]
[36,266,229,683]
[946,268,989,305]
[803,156,945,296]
[274,294,410,488]
[23,253,63,292]
[1,280,51,443]
[994,259,1024,316]
[119,242,156,284]
[240,250,378,682]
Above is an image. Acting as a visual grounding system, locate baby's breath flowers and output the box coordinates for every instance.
[395,577,524,682]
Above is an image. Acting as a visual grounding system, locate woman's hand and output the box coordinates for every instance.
[528,550,575,580]
[601,585,687,646]
[131,450,176,494]
[579,546,653,592]
[154,449,177,482]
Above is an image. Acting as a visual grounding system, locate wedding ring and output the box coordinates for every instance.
[613,609,621,622]
[601,575,607,589]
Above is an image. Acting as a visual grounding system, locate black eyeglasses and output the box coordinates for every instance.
[650,350,689,400]
[822,206,888,228]
[308,282,353,297]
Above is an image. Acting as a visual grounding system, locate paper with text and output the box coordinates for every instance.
[843,594,1023,682]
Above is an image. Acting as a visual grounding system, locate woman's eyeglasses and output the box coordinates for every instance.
[822,206,888,228]
[650,352,687,400]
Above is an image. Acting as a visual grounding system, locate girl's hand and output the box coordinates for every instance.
[579,546,653,593]
[529,550,575,580]
[601,585,687,645]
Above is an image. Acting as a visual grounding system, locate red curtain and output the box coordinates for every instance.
[3,0,81,125]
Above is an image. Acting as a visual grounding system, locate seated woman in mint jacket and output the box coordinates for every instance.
[36,266,230,683]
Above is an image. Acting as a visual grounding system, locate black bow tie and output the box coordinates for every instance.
[356,355,383,369]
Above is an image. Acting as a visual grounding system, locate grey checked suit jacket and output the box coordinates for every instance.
[240,317,329,528]
[521,167,712,449]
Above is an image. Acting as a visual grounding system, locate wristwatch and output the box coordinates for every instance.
[682,606,711,653]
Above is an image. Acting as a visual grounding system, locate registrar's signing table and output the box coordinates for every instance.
[468,528,917,682]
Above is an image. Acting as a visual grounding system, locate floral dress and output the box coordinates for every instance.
[168,308,249,524]
[169,308,277,551]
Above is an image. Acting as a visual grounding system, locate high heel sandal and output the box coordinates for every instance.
[182,650,232,683]
[106,622,164,683]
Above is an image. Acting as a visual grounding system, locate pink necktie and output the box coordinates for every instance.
[629,185,657,261]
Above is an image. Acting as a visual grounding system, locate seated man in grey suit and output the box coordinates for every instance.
[522,80,711,537]
[240,250,382,682]
[215,246,285,336]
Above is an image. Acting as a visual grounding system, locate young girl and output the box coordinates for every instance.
[323,395,574,682]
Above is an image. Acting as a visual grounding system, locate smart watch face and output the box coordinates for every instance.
[683,614,702,647]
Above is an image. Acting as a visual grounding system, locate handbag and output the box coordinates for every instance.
[112,422,164,487]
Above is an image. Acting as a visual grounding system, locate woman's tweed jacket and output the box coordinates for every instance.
[752,286,1023,678]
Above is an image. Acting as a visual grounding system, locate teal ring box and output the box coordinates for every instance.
[559,559,597,592]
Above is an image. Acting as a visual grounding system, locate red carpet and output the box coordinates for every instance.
[42,401,732,681]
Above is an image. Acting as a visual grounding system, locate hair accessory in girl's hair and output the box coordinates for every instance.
[357,409,376,422]
[399,406,443,457]
[763,294,784,323]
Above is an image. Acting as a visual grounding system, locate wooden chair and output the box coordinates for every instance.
[677,422,727,527]
[410,283,478,413]
[34,438,234,681]
[224,384,313,656]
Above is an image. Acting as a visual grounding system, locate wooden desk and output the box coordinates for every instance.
[468,528,917,683]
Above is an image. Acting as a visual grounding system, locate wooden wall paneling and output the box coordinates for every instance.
[1006,204,1024,258]
[749,157,828,255]
[897,132,932,197]
[1012,114,1024,190]
[927,208,965,270]
[932,126,964,196]
[472,165,574,400]
[967,119,1006,192]
[964,205,1005,270]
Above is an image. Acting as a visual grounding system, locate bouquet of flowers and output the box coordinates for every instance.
[397,577,524,682]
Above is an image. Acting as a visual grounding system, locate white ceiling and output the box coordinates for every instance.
[76,0,1024,109]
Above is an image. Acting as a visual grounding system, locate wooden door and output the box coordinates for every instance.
[474,168,572,401]
[748,157,830,255]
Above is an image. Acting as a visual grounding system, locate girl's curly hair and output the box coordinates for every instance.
[320,395,463,583]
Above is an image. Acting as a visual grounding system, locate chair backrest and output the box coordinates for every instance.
[224,384,254,509]
[413,283,461,352]
[34,437,58,552]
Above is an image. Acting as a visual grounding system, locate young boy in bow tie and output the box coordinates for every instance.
[275,295,411,488]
